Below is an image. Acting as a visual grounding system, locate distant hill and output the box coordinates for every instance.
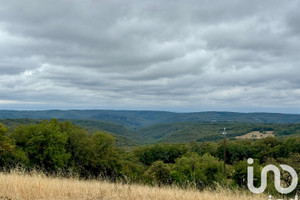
[2,118,300,145]
[1,110,300,127]
[1,110,300,145]
[139,121,300,143]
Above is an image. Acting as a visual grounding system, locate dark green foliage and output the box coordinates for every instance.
[171,153,224,188]
[232,159,261,187]
[217,140,254,164]
[68,119,145,145]
[11,119,70,171]
[189,141,218,156]
[83,132,121,177]
[137,121,300,144]
[2,118,300,146]
[134,144,188,165]
[0,119,41,132]
[1,119,300,195]
[118,151,145,182]
[280,138,300,157]
[7,120,123,178]
[2,110,300,126]
[0,123,15,167]
[0,123,13,156]
[146,161,171,185]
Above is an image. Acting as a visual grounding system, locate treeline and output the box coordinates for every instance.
[0,120,300,195]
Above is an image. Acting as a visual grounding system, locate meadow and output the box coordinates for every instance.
[0,171,266,200]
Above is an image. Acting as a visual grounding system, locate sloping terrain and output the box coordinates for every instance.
[1,112,300,145]
[137,122,279,143]
[0,119,139,146]
[236,131,275,139]
[1,110,300,128]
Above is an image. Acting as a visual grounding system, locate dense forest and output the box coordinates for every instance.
[1,118,300,146]
[1,119,300,196]
[2,110,300,127]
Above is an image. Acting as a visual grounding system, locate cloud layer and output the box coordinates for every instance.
[1,0,300,112]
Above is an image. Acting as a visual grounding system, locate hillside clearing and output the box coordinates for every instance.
[0,172,266,200]
[236,131,275,139]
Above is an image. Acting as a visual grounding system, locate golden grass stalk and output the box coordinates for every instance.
[0,171,266,200]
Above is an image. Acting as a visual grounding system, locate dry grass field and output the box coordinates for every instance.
[0,171,267,200]
[236,131,275,140]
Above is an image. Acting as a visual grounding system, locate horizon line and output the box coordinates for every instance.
[0,109,300,115]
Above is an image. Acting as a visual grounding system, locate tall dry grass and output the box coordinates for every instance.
[0,171,267,200]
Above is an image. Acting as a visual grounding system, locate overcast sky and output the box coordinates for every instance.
[1,0,300,113]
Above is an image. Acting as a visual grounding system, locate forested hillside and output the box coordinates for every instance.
[1,110,300,127]
[1,118,300,145]
[0,119,300,196]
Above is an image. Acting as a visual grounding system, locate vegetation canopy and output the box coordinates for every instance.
[0,119,299,197]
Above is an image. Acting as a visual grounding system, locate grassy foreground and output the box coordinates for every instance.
[0,172,266,200]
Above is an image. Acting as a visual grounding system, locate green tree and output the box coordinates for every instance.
[254,137,281,162]
[232,159,261,187]
[189,141,218,156]
[118,151,145,183]
[280,138,300,157]
[11,119,70,171]
[217,141,253,164]
[171,153,223,188]
[134,144,188,165]
[0,123,15,167]
[77,131,121,178]
[146,160,171,186]
[0,123,13,155]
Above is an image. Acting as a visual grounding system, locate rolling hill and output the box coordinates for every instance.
[1,110,300,127]
[1,110,300,145]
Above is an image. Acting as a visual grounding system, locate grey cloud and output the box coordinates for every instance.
[0,0,300,112]
[285,1,300,36]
